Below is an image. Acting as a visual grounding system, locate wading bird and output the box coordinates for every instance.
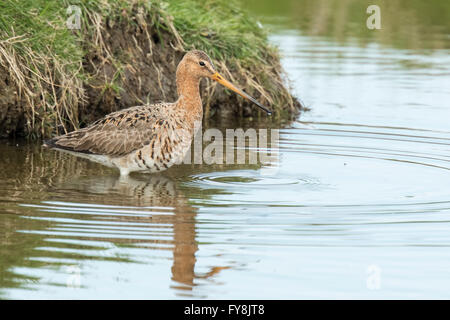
[44,50,271,176]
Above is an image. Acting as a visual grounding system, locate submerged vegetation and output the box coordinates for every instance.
[0,0,302,139]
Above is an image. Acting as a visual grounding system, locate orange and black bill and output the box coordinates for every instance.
[210,72,272,115]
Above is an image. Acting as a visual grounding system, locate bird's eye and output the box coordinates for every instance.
[199,61,206,67]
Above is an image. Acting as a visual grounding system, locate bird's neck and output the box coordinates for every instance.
[176,63,203,123]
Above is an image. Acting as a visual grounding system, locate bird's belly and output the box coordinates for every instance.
[57,149,117,168]
[116,137,192,174]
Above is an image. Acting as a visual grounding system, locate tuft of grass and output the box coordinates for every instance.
[166,0,271,63]
[0,0,85,137]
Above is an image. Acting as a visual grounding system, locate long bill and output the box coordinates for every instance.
[210,72,272,115]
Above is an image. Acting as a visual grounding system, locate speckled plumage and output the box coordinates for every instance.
[44,50,270,175]
[46,103,196,175]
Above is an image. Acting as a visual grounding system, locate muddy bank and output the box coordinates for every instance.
[0,1,303,139]
[0,67,25,137]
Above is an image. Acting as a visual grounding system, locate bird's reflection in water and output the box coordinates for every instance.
[54,173,225,293]
[1,145,241,296]
[119,174,198,289]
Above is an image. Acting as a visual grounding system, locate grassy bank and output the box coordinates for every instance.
[0,0,302,139]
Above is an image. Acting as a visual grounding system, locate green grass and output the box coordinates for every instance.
[0,0,86,137]
[0,0,84,73]
[166,0,273,64]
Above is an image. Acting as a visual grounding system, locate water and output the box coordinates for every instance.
[1,1,450,299]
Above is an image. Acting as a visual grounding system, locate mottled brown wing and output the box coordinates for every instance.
[45,105,169,157]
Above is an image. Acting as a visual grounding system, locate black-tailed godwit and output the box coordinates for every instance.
[44,50,271,175]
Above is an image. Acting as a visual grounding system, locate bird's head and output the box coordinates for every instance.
[179,50,272,115]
